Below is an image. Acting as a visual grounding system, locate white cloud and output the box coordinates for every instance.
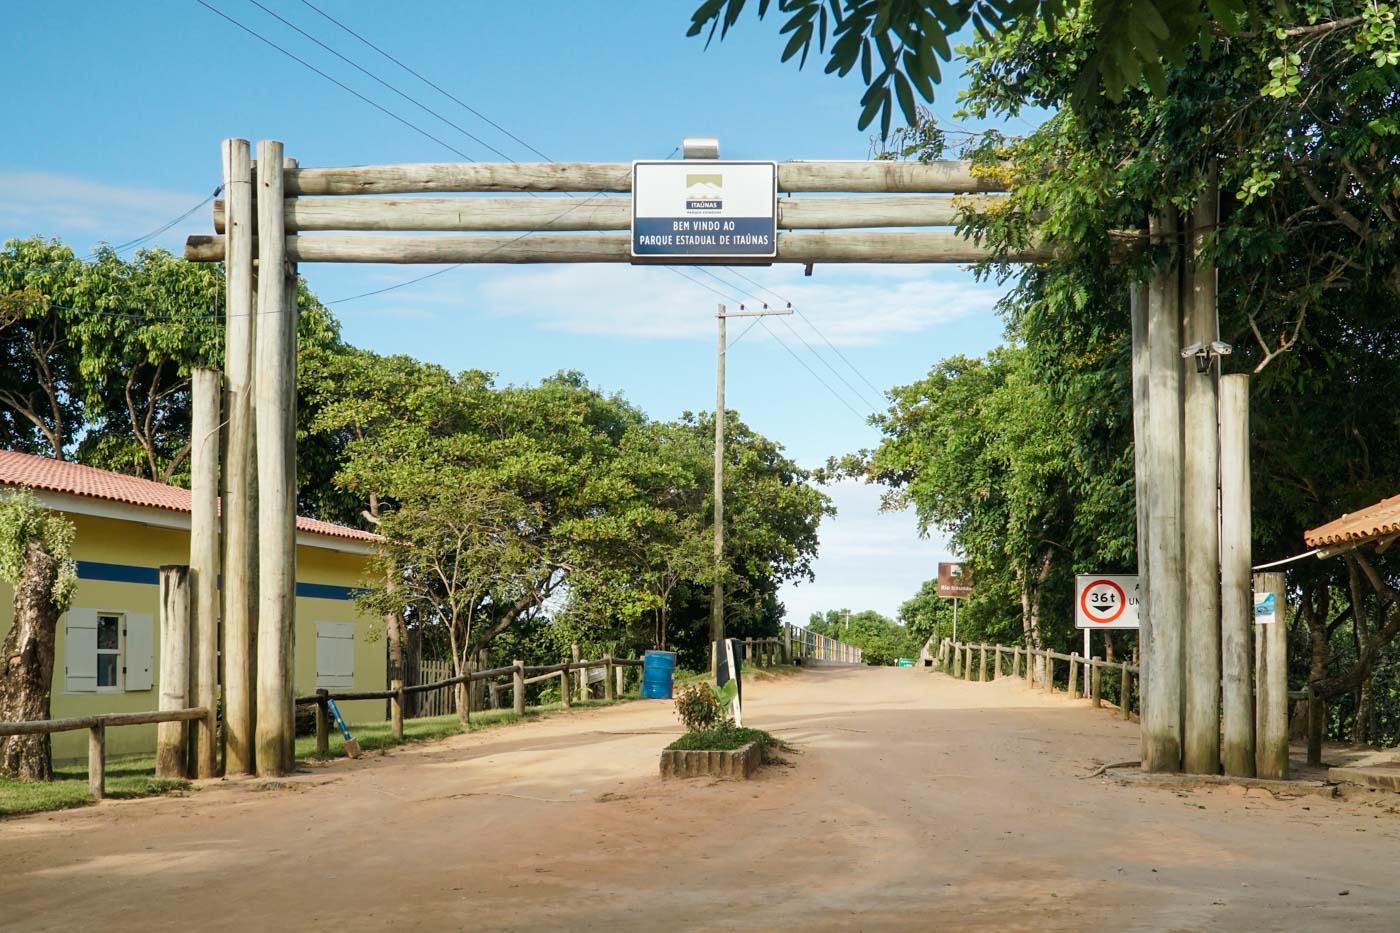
[779,478,952,625]
[0,171,211,252]
[469,262,1004,344]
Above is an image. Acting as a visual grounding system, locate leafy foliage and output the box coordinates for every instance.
[687,0,1279,132]
[674,681,727,731]
[0,489,77,611]
[807,608,920,664]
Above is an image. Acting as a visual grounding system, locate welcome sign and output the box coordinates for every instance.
[631,161,778,260]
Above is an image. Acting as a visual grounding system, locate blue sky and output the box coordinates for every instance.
[1,1,1019,626]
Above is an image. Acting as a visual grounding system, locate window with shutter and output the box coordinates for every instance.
[124,613,154,691]
[315,622,355,689]
[64,608,99,693]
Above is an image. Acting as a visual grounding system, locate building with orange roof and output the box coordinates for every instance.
[0,450,386,761]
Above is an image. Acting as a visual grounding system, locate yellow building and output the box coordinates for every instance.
[0,450,386,761]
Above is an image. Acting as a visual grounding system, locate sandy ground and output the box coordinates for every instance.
[4,666,1400,932]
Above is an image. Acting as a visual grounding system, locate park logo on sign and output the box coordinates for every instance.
[685,174,722,211]
[1074,574,1140,630]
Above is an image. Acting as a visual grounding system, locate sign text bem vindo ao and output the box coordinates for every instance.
[631,161,778,260]
[937,562,973,599]
[1074,574,1141,630]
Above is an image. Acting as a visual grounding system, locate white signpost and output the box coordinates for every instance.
[1075,574,1141,697]
[631,161,777,261]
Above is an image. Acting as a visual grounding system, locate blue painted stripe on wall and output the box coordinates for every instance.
[76,561,160,585]
[75,561,358,601]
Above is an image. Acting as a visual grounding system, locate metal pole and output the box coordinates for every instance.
[1083,629,1091,697]
[952,598,958,643]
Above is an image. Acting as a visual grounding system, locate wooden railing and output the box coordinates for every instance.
[0,707,209,800]
[297,657,646,758]
[937,639,1139,719]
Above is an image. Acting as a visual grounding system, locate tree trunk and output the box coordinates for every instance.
[0,542,62,780]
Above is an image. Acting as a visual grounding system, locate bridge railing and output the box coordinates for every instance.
[936,638,1138,720]
[785,624,863,665]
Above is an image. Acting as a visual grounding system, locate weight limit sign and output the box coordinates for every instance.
[1074,574,1141,630]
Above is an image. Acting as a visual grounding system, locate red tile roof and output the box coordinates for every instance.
[1304,493,1400,550]
[0,449,380,545]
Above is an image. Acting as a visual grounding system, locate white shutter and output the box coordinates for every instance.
[64,609,99,693]
[124,613,154,691]
[316,622,355,689]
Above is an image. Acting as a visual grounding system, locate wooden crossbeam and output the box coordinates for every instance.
[275,160,1004,196]
[185,230,1053,264]
[212,194,997,233]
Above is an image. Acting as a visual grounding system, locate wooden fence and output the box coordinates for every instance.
[0,707,208,800]
[785,624,863,664]
[936,639,1139,720]
[299,656,647,757]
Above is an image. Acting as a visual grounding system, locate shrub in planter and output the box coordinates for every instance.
[673,682,724,732]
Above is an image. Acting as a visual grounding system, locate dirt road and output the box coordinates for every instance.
[4,666,1400,931]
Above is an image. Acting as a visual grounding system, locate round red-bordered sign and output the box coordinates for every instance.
[1080,579,1126,624]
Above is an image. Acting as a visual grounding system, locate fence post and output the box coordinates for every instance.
[1012,647,1020,679]
[783,625,792,664]
[1091,658,1102,707]
[513,660,526,716]
[1044,653,1055,693]
[156,565,191,780]
[315,689,330,757]
[604,656,615,701]
[1026,649,1035,687]
[616,661,626,697]
[1254,571,1289,779]
[560,669,572,709]
[1121,662,1132,720]
[391,674,405,742]
[572,643,583,701]
[978,646,988,682]
[88,722,106,800]
[1069,653,1079,698]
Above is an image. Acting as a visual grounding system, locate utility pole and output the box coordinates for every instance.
[712,303,793,670]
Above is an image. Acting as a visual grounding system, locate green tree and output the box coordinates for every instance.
[0,490,77,781]
[809,608,918,665]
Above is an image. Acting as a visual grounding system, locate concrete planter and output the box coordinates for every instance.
[660,741,765,780]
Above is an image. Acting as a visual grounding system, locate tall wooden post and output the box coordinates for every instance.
[280,168,300,771]
[189,368,221,778]
[560,670,571,709]
[1219,374,1255,776]
[220,138,258,775]
[711,307,727,670]
[978,646,988,681]
[1143,211,1185,773]
[254,140,296,776]
[604,657,615,701]
[572,643,583,700]
[1254,572,1289,779]
[156,566,191,779]
[512,660,526,717]
[615,661,625,697]
[1130,282,1153,758]
[1183,177,1222,775]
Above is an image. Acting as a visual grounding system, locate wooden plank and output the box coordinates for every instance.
[189,368,221,779]
[212,194,993,233]
[156,566,191,780]
[185,230,1050,264]
[279,160,1002,196]
[0,707,208,737]
[220,138,258,777]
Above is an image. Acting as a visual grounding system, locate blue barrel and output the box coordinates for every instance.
[641,650,677,699]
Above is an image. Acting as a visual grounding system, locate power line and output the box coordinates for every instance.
[774,314,884,412]
[195,0,483,164]
[242,0,519,164]
[298,0,556,162]
[720,264,887,402]
[759,319,873,425]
